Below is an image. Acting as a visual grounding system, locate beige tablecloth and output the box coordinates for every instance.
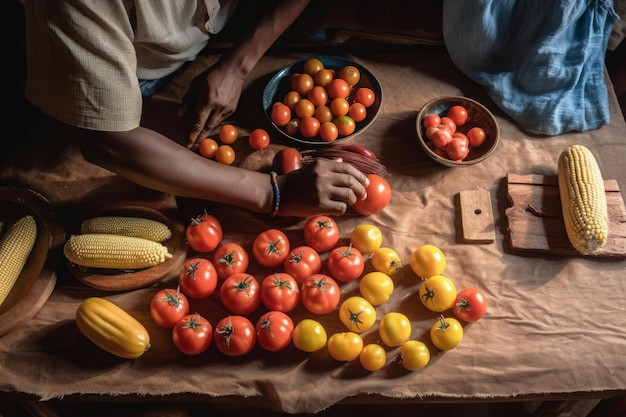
[1,48,625,415]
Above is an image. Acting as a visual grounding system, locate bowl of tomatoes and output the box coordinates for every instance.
[416,96,500,167]
[263,56,382,146]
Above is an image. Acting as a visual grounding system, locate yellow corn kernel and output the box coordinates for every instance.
[557,145,608,255]
[64,233,172,270]
[80,216,172,242]
[0,215,37,306]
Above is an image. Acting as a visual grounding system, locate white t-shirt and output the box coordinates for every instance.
[24,0,237,131]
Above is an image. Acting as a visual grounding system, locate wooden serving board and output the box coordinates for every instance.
[505,173,626,258]
[0,186,66,338]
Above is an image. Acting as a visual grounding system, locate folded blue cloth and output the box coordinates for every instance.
[443,0,619,136]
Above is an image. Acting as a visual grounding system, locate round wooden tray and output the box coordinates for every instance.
[65,204,188,291]
[0,186,66,338]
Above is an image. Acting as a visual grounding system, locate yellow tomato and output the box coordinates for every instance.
[350,224,382,255]
[378,312,411,347]
[359,343,387,371]
[430,315,463,350]
[359,271,394,306]
[292,319,327,353]
[418,274,457,313]
[338,296,376,333]
[410,244,446,278]
[371,247,402,275]
[327,331,363,361]
[399,340,430,370]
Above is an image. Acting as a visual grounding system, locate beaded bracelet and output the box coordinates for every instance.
[269,171,280,217]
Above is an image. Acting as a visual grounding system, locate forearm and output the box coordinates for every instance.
[79,127,275,214]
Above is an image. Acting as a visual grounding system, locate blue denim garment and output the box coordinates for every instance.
[443,0,619,136]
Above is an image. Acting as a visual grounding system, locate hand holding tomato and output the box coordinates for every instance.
[351,174,392,216]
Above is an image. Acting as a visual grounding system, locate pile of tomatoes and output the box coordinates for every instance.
[269,58,377,142]
[148,211,486,371]
[198,124,272,166]
[421,104,488,162]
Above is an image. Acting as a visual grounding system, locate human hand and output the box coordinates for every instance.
[178,65,245,148]
[276,158,370,217]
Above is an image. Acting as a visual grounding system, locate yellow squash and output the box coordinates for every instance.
[75,297,151,359]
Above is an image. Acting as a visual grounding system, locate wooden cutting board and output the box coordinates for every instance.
[505,173,626,258]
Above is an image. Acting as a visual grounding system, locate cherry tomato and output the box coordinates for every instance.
[359,343,387,371]
[371,247,402,276]
[430,127,453,150]
[303,215,340,252]
[172,313,213,356]
[303,58,324,76]
[215,145,235,164]
[419,274,457,313]
[178,257,218,299]
[327,245,364,283]
[314,105,333,124]
[283,245,321,283]
[348,103,367,122]
[353,87,375,107]
[422,114,441,130]
[327,332,363,362]
[430,315,463,350]
[327,78,350,99]
[150,288,190,328]
[260,272,300,313]
[400,340,430,370]
[285,119,300,136]
[467,127,487,147]
[272,147,303,174]
[292,318,327,352]
[359,271,394,306]
[446,135,470,161]
[447,105,468,127]
[271,103,291,127]
[255,311,294,352]
[334,115,356,136]
[252,228,290,268]
[185,211,223,253]
[453,287,487,322]
[294,98,315,119]
[410,244,446,278]
[299,116,321,138]
[319,121,339,142]
[213,315,256,356]
[330,97,350,117]
[291,73,314,95]
[199,138,219,158]
[350,224,382,255]
[314,68,335,87]
[282,90,301,110]
[307,85,328,107]
[339,65,361,86]
[213,242,249,280]
[300,273,341,314]
[439,117,457,134]
[378,312,412,347]
[338,296,376,333]
[219,124,238,144]
[352,174,392,216]
[219,272,261,315]
[249,128,270,150]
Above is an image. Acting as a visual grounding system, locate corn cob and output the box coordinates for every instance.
[0,215,37,306]
[64,233,172,269]
[80,216,172,242]
[557,145,608,255]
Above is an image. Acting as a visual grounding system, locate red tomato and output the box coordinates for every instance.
[282,90,301,110]
[430,128,452,150]
[199,138,219,159]
[150,288,190,328]
[300,274,341,314]
[172,313,213,355]
[319,121,339,142]
[219,124,238,144]
[447,105,468,127]
[314,105,333,124]
[178,258,218,299]
[330,97,350,117]
[299,116,321,138]
[291,73,314,95]
[252,229,290,268]
[422,114,441,130]
[352,174,392,216]
[255,311,294,352]
[439,117,457,134]
[327,78,350,99]
[314,68,335,87]
[453,287,487,322]
[307,85,328,107]
[213,242,249,280]
[185,211,223,253]
[283,245,322,283]
[303,215,340,252]
[348,103,367,122]
[213,315,256,356]
[272,147,303,175]
[249,128,270,150]
[446,135,470,161]
[353,87,375,107]
[219,272,261,315]
[260,272,300,312]
[327,244,365,282]
[467,127,487,147]
[271,103,291,127]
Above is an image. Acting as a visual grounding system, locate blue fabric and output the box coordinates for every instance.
[443,0,619,136]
